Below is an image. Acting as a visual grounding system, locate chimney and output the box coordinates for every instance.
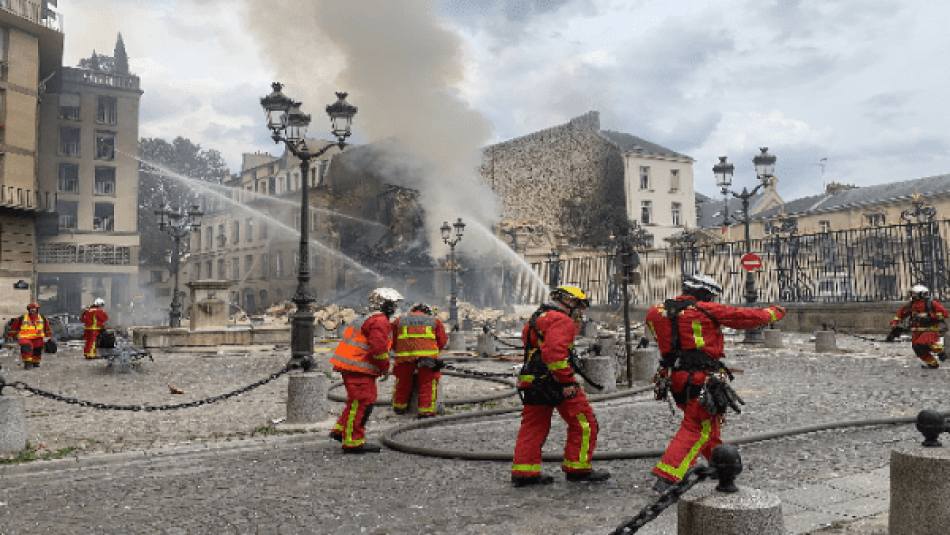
[826,182,857,195]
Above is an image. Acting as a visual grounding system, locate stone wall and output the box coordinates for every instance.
[480,112,626,245]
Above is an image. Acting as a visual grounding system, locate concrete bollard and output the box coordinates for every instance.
[496,319,507,333]
[890,444,950,534]
[314,323,326,341]
[631,347,657,382]
[461,317,473,332]
[335,323,347,339]
[762,328,783,349]
[285,372,329,424]
[475,332,495,356]
[677,487,785,534]
[580,355,616,394]
[448,331,467,351]
[0,396,27,453]
[815,330,836,352]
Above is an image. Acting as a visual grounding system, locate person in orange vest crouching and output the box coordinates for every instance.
[646,274,785,493]
[511,285,610,487]
[12,302,53,370]
[329,288,403,453]
[889,284,948,369]
[80,297,109,359]
[391,303,448,418]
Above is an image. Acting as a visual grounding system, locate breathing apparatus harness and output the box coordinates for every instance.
[653,298,744,416]
[517,303,603,407]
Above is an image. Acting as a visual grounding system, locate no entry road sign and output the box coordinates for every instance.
[741,253,763,271]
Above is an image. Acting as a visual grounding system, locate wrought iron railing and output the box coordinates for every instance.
[503,220,950,306]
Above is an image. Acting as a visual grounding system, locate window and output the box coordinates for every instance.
[60,127,81,156]
[671,202,682,226]
[641,200,652,225]
[150,271,163,283]
[95,131,115,160]
[232,221,240,244]
[246,219,253,242]
[217,259,225,279]
[217,224,225,247]
[58,163,79,192]
[311,212,318,231]
[205,226,213,250]
[94,167,116,195]
[261,253,269,278]
[57,200,78,229]
[276,252,284,278]
[670,170,680,192]
[866,213,886,227]
[820,220,831,233]
[206,261,213,279]
[59,93,81,120]
[639,166,650,190]
[96,96,117,124]
[261,223,269,240]
[245,255,254,278]
[764,222,775,235]
[93,203,114,231]
[232,259,240,280]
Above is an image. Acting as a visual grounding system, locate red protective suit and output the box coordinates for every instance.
[511,302,599,478]
[646,296,785,483]
[80,306,109,359]
[330,313,392,450]
[890,298,949,368]
[390,312,448,416]
[12,313,52,365]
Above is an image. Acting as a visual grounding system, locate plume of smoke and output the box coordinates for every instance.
[235,0,499,256]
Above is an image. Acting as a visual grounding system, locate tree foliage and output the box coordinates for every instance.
[138,137,229,266]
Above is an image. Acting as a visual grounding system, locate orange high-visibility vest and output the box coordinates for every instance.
[17,315,46,340]
[330,314,390,375]
[392,313,439,362]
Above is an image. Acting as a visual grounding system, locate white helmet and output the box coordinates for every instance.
[93,298,105,307]
[683,274,723,297]
[368,288,403,314]
[911,285,929,298]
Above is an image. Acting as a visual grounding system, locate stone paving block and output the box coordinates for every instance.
[783,510,851,535]
[824,471,889,497]
[778,484,861,509]
[816,495,889,519]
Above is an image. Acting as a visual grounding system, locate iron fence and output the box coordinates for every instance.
[510,220,950,306]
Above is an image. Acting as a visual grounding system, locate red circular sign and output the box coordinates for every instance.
[741,253,763,271]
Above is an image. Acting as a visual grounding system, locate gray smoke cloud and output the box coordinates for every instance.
[232,0,501,257]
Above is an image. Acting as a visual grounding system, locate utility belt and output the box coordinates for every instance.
[518,348,567,407]
[654,349,731,405]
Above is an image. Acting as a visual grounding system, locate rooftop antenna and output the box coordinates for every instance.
[819,158,828,189]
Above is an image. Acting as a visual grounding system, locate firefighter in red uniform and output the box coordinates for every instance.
[646,274,785,492]
[80,297,109,359]
[12,302,53,370]
[391,303,448,418]
[329,288,402,453]
[511,285,610,487]
[889,284,948,369]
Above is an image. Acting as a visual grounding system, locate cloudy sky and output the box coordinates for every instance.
[58,0,950,202]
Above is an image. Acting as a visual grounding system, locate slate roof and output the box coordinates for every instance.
[695,192,768,229]
[751,173,950,221]
[599,130,693,160]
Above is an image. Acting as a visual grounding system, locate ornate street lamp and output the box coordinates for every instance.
[548,249,561,288]
[155,204,203,328]
[715,147,777,344]
[608,224,642,387]
[261,83,357,370]
[441,218,465,328]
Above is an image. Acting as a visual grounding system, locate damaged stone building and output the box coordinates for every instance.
[481,111,697,262]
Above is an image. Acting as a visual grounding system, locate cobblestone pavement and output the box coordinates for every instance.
[0,332,941,534]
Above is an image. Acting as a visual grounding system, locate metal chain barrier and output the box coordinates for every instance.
[3,365,294,412]
[441,363,518,379]
[610,466,715,534]
[489,331,524,350]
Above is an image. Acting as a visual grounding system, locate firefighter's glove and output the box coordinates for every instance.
[700,375,745,416]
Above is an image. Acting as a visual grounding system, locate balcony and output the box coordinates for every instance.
[37,243,131,265]
[0,187,56,212]
[0,0,63,32]
[62,67,140,91]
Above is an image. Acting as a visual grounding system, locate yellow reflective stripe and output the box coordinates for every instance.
[399,333,436,339]
[767,308,777,322]
[646,321,657,340]
[548,360,569,371]
[372,353,389,360]
[655,420,712,479]
[393,350,439,357]
[562,413,591,470]
[419,381,439,413]
[520,375,535,382]
[512,463,541,473]
[343,400,365,447]
[692,321,705,348]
